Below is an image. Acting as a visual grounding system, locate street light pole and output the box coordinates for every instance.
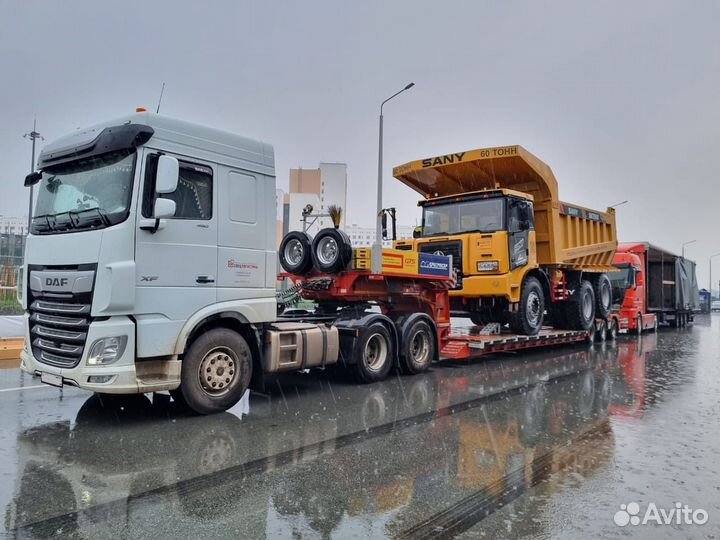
[372,82,415,274]
[681,239,696,259]
[24,119,43,232]
[709,252,720,300]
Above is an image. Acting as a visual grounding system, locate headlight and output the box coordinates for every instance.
[477,261,499,272]
[87,336,128,365]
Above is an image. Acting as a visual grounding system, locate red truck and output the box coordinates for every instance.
[610,242,699,333]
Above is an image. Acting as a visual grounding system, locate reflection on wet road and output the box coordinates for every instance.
[2,316,720,539]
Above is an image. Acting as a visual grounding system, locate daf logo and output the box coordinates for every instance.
[433,250,445,256]
[45,277,69,288]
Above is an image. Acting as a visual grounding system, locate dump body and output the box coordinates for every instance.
[393,145,617,270]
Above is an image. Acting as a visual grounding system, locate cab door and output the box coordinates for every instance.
[135,150,218,355]
[508,199,532,270]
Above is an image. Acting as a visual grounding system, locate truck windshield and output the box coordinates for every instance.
[610,264,632,304]
[422,198,505,237]
[31,150,136,234]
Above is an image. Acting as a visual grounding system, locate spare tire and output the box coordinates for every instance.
[311,228,353,274]
[279,231,313,275]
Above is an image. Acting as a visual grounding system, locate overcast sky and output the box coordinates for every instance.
[1,1,719,286]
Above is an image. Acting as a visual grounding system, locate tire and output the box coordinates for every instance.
[590,274,612,319]
[311,228,353,274]
[636,315,643,335]
[510,277,545,335]
[353,323,394,383]
[399,319,435,374]
[563,280,595,330]
[595,319,607,343]
[606,318,618,341]
[177,328,253,415]
[279,231,314,275]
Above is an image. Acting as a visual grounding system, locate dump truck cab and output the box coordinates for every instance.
[396,187,536,304]
[393,145,618,335]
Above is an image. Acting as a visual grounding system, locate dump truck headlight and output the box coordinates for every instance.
[477,261,499,272]
[87,336,127,365]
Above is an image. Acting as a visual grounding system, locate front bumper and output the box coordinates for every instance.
[21,315,179,394]
[449,274,520,303]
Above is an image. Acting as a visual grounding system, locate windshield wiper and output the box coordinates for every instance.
[69,207,110,228]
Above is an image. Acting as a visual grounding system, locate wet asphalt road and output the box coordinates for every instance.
[0,317,719,539]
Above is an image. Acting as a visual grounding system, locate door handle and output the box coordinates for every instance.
[196,276,215,284]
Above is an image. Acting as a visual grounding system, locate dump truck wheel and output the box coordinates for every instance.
[354,323,394,383]
[178,328,253,414]
[564,280,595,330]
[591,274,612,319]
[510,277,545,335]
[399,319,435,374]
[279,231,314,275]
[311,228,353,274]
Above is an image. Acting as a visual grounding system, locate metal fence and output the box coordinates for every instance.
[0,233,24,311]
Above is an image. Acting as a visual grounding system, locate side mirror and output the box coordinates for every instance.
[153,198,176,219]
[156,155,179,194]
[381,213,388,240]
[24,171,42,187]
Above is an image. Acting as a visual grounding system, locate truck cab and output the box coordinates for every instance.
[20,113,277,409]
[395,188,536,309]
[609,251,655,332]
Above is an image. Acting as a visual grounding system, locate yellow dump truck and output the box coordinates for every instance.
[393,145,617,335]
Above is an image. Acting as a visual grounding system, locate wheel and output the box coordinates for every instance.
[399,319,435,374]
[353,323,394,383]
[563,280,595,330]
[177,328,253,414]
[595,319,607,342]
[591,274,612,319]
[279,231,314,275]
[510,277,545,335]
[311,228,353,274]
[636,315,643,335]
[606,318,618,341]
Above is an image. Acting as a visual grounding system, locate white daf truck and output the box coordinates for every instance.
[19,112,454,414]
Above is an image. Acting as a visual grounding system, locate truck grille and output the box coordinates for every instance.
[26,264,96,369]
[419,241,463,288]
[29,300,91,368]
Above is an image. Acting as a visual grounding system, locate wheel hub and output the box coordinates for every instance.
[317,237,338,265]
[527,292,542,325]
[364,334,388,371]
[410,331,430,363]
[284,239,304,266]
[199,348,237,396]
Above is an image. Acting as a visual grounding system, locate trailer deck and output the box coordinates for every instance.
[281,269,594,366]
[440,327,590,360]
